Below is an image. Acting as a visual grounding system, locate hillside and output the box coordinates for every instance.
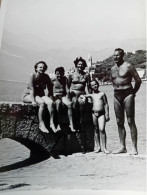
[91,50,146,82]
[97,50,146,69]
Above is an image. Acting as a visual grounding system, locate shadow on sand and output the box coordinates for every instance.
[0,153,50,173]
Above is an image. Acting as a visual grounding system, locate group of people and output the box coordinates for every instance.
[22,48,142,155]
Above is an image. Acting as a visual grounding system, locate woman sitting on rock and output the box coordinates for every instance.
[22,61,56,133]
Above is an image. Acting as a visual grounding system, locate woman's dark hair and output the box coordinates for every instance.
[73,57,87,69]
[55,66,65,75]
[34,61,48,72]
[114,48,125,56]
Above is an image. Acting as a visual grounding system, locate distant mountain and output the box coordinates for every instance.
[2,30,146,52]
[0,30,146,82]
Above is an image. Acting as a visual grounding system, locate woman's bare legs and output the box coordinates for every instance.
[22,94,32,103]
[71,94,86,131]
[23,95,49,133]
[35,96,49,133]
[78,97,86,125]
[62,97,76,132]
[42,96,57,133]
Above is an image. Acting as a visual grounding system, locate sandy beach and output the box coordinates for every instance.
[0,82,146,194]
[0,190,146,195]
[0,139,146,194]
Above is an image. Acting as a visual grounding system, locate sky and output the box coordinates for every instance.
[3,0,146,43]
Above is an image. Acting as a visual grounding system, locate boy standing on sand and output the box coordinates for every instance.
[51,67,76,132]
[80,79,110,154]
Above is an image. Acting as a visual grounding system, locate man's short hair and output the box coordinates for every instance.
[114,48,125,56]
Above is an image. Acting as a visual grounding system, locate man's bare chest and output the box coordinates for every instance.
[112,66,129,79]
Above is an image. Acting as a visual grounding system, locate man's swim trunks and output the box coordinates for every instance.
[92,110,105,117]
[114,87,134,104]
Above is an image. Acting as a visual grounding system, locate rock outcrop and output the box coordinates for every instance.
[0,102,94,159]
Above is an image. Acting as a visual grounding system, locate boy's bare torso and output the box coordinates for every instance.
[90,92,105,111]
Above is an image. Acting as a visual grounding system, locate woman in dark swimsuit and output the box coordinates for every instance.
[22,61,56,133]
[68,57,91,130]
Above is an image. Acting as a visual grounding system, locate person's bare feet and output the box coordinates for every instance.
[112,148,127,154]
[102,148,110,154]
[39,123,49,133]
[56,125,61,132]
[94,148,101,153]
[50,123,57,133]
[130,148,138,155]
[69,125,76,132]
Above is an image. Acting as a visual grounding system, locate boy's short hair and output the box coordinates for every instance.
[34,61,48,72]
[91,79,99,87]
[114,48,125,56]
[55,66,65,75]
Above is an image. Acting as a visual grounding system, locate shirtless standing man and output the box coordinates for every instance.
[111,48,142,155]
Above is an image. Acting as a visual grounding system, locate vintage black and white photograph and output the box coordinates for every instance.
[0,0,146,195]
